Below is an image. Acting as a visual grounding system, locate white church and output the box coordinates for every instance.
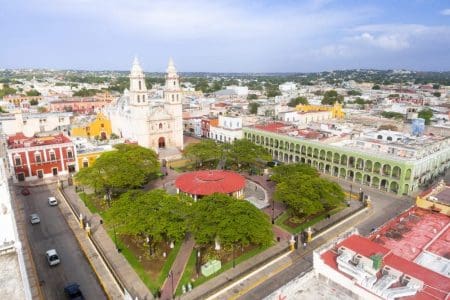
[107,58,184,160]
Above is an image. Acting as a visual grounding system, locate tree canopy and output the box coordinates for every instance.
[105,189,189,253]
[75,144,159,194]
[0,84,16,98]
[321,90,344,105]
[248,102,260,114]
[418,108,433,125]
[287,96,308,107]
[272,163,345,217]
[26,89,41,96]
[226,139,272,169]
[183,139,222,167]
[188,194,273,247]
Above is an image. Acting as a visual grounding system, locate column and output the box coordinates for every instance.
[59,146,65,172]
[25,151,32,178]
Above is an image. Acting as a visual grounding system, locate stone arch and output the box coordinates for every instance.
[284,153,289,162]
[339,167,346,178]
[320,149,326,160]
[270,138,273,147]
[373,162,381,174]
[295,144,300,153]
[319,162,324,171]
[403,184,409,194]
[334,153,340,164]
[392,166,401,178]
[340,154,348,166]
[372,176,380,188]
[347,170,354,180]
[256,135,260,143]
[307,147,312,157]
[295,155,300,162]
[326,151,332,162]
[405,169,411,180]
[390,181,399,193]
[365,160,373,172]
[301,145,306,155]
[279,141,284,150]
[355,172,363,183]
[265,137,269,145]
[301,157,306,163]
[274,139,279,148]
[382,164,391,176]
[380,179,389,191]
[158,137,166,148]
[333,166,339,176]
[274,150,279,158]
[289,154,293,162]
[290,143,295,152]
[313,148,319,158]
[363,174,371,185]
[325,164,331,174]
[348,156,355,168]
[356,158,364,170]
[307,159,312,165]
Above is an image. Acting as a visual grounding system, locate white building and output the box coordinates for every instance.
[226,85,249,97]
[107,58,183,159]
[279,82,297,93]
[278,110,332,125]
[0,112,72,136]
[209,115,243,143]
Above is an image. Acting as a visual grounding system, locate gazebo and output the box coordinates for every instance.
[175,170,246,201]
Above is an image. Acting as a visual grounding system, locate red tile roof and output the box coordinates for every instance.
[340,234,391,257]
[7,132,72,149]
[175,170,245,196]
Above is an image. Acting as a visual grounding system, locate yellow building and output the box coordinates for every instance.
[77,146,115,169]
[71,112,112,140]
[416,180,450,215]
[296,102,344,119]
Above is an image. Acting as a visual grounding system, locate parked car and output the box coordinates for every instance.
[21,187,30,196]
[46,249,60,266]
[64,283,84,300]
[30,213,40,224]
[48,196,58,206]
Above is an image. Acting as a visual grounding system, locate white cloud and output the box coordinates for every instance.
[440,8,450,16]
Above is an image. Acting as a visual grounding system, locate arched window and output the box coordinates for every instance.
[171,94,175,101]
[137,95,140,102]
[159,123,163,129]
[139,81,142,90]
[142,95,145,101]
[377,135,382,139]
[173,81,176,86]
[176,94,179,101]
[67,148,73,159]
[49,150,56,161]
[14,155,22,166]
[35,152,42,163]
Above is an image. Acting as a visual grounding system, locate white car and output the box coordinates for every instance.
[48,196,58,206]
[30,213,40,224]
[46,249,60,266]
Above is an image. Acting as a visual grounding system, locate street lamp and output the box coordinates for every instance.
[271,198,275,224]
[349,183,353,201]
[168,270,174,299]
[196,248,201,276]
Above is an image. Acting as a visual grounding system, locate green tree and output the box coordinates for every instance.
[372,84,381,90]
[29,99,39,106]
[75,144,159,196]
[248,102,260,114]
[418,108,433,125]
[381,111,404,120]
[189,194,273,247]
[73,88,101,97]
[247,94,258,100]
[183,140,222,167]
[347,90,362,96]
[227,139,272,169]
[271,163,318,183]
[287,97,308,107]
[432,92,441,97]
[321,90,344,105]
[106,189,188,255]
[0,84,17,98]
[26,89,41,96]
[432,84,440,89]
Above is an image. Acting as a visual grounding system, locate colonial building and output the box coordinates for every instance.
[7,132,76,182]
[0,111,72,136]
[70,112,112,140]
[209,115,243,143]
[49,96,113,114]
[107,58,183,159]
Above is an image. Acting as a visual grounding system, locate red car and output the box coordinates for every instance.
[21,188,30,196]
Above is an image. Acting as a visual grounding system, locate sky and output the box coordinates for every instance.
[1,0,450,72]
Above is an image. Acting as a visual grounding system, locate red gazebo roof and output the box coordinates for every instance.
[175,170,246,196]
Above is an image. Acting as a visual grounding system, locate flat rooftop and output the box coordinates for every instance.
[0,253,26,299]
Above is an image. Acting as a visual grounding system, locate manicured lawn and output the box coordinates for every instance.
[78,192,102,215]
[176,245,270,296]
[107,231,182,295]
[275,205,346,234]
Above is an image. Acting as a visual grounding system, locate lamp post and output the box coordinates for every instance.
[349,183,353,201]
[196,248,201,276]
[107,189,120,252]
[168,270,174,299]
[271,198,275,224]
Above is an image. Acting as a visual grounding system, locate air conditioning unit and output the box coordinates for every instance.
[382,266,403,279]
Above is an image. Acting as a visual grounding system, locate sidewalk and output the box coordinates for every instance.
[61,185,153,300]
[159,236,195,300]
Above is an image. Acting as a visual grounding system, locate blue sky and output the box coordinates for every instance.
[1,0,449,72]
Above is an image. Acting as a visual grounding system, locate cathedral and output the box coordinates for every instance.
[107,58,184,159]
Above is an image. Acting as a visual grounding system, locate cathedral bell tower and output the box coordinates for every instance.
[129,57,148,106]
[164,58,184,150]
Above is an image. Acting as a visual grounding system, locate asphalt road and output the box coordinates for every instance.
[16,184,106,300]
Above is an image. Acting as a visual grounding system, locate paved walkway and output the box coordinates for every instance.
[159,236,195,300]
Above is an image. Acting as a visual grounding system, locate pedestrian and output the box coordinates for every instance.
[303,242,307,249]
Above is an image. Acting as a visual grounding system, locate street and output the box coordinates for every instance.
[15,184,105,300]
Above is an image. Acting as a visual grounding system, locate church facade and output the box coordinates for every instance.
[107,58,184,159]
